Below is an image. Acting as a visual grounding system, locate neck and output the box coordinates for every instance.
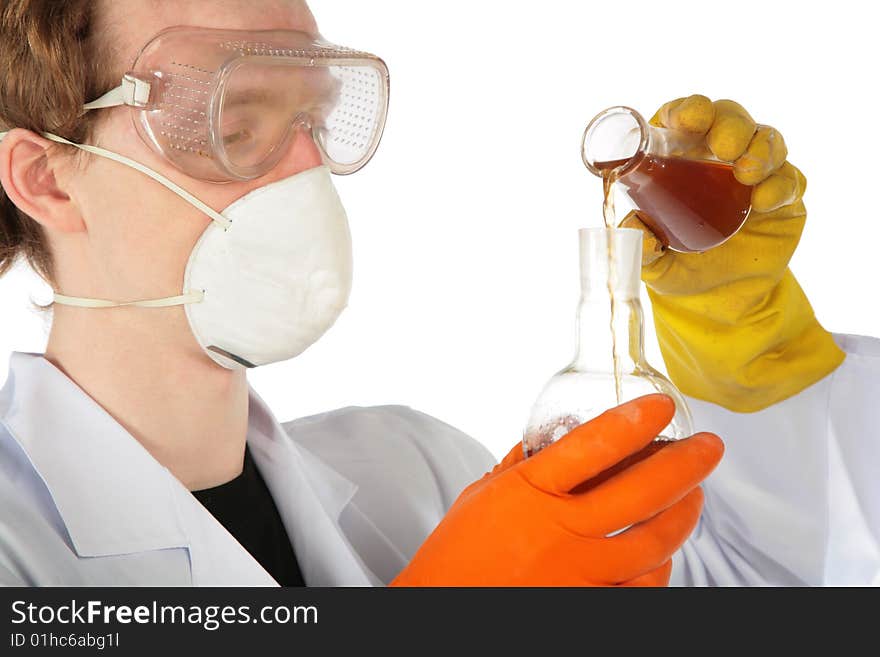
[45,305,249,491]
[572,228,647,373]
[572,291,645,373]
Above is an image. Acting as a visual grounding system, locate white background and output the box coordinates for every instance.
[1,0,877,458]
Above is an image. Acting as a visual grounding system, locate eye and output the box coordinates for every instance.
[223,128,253,146]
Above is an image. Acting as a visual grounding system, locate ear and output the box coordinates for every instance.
[0,128,85,233]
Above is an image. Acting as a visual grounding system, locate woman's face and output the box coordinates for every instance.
[37,0,328,362]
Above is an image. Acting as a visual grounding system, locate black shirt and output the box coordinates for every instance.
[192,445,305,586]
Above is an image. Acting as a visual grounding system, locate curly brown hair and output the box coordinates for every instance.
[0,0,118,284]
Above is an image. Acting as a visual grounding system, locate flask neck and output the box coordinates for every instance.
[572,295,646,373]
[570,228,646,373]
[581,106,649,177]
[582,105,709,178]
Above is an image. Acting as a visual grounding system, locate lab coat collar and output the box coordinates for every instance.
[0,352,189,558]
[246,388,377,586]
[0,352,376,586]
[245,389,359,522]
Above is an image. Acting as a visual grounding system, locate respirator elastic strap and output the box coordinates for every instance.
[53,290,205,308]
[0,130,232,230]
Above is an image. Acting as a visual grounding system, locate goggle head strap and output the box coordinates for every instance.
[82,74,153,113]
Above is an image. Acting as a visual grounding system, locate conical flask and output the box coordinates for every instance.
[581,106,752,253]
[522,227,693,457]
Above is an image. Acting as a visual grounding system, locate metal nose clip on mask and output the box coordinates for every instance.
[0,27,387,369]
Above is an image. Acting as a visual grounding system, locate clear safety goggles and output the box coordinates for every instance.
[84,26,390,182]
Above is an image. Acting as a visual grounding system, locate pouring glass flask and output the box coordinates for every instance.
[522,228,693,457]
[581,106,752,252]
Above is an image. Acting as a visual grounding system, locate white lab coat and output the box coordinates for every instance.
[673,333,880,586]
[1,333,878,587]
[0,352,494,586]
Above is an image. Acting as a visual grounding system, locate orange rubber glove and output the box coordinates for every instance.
[391,394,723,587]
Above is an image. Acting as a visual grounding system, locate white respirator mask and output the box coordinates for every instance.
[180,167,353,369]
[37,133,353,370]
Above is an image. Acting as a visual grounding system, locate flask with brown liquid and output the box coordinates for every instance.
[522,228,693,458]
[582,106,752,252]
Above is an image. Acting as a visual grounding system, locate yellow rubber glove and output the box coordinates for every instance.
[621,95,845,413]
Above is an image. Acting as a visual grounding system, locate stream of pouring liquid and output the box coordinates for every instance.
[602,169,624,405]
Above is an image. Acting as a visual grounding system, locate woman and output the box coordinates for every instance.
[0,0,720,586]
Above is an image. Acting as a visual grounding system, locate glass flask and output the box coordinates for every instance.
[581,106,752,253]
[522,228,693,457]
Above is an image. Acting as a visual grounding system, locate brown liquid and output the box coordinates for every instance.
[596,155,751,252]
[601,168,623,404]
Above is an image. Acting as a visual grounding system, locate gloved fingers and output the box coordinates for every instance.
[560,432,722,537]
[733,126,788,186]
[706,99,757,162]
[619,210,667,266]
[581,487,704,583]
[649,94,714,134]
[750,161,807,213]
[620,559,673,587]
[518,394,675,495]
[493,442,526,476]
[649,97,684,127]
[466,441,525,494]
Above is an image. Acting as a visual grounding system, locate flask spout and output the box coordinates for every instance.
[581,106,648,177]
